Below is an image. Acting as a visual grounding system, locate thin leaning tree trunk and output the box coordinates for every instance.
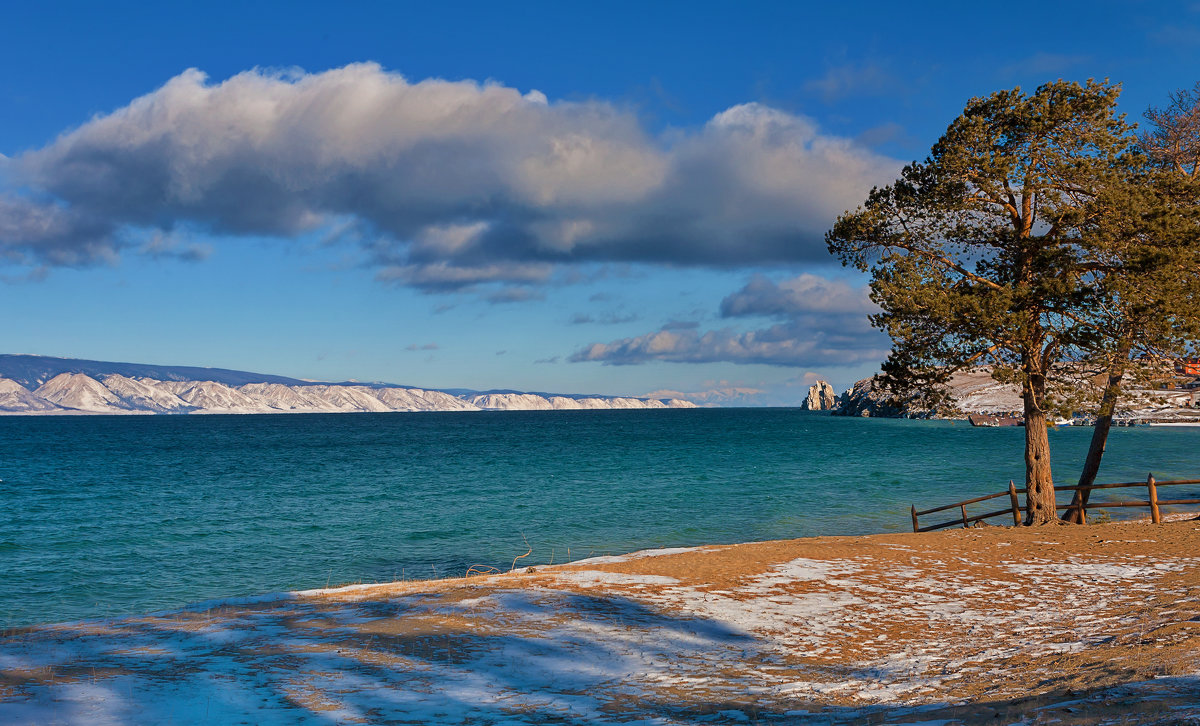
[1065,353,1129,524]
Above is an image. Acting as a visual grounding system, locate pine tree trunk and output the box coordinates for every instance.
[1065,354,1129,524]
[1023,374,1058,525]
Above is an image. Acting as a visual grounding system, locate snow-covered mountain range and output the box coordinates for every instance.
[0,355,696,415]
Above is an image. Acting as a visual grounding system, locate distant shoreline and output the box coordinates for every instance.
[1,370,696,415]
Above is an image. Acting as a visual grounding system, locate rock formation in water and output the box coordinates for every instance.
[831,377,903,418]
[801,381,838,411]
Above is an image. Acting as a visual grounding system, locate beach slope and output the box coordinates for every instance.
[3,521,1200,724]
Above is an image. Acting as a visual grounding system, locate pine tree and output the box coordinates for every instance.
[827,80,1136,524]
[1064,88,1200,522]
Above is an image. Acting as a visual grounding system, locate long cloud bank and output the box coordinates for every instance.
[570,274,889,368]
[0,63,898,286]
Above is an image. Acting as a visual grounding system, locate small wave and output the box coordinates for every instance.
[404,529,452,541]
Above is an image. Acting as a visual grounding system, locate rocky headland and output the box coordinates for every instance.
[818,367,1200,423]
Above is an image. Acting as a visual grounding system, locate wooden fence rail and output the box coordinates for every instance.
[911,475,1200,532]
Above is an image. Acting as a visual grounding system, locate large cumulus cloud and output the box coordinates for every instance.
[0,63,898,285]
[570,274,889,368]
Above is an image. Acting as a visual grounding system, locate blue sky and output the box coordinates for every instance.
[2,1,1198,404]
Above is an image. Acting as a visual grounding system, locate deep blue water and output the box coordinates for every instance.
[1,409,1197,627]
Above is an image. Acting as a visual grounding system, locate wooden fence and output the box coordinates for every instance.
[911,475,1200,532]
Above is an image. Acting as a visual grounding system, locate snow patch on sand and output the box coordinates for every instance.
[552,571,681,588]
[4,539,1200,723]
[571,545,705,565]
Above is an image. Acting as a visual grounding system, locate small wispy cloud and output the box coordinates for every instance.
[854,122,916,150]
[661,319,701,330]
[803,61,902,102]
[568,311,639,325]
[570,273,887,369]
[719,273,876,318]
[1147,23,1200,48]
[138,231,213,263]
[641,383,768,407]
[998,52,1090,78]
[485,287,545,304]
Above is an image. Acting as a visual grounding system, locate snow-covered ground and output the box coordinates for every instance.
[944,368,1200,421]
[837,367,1200,422]
[3,521,1199,724]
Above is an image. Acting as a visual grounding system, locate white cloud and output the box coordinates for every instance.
[642,385,768,406]
[803,61,902,102]
[375,261,553,288]
[2,64,900,286]
[413,222,491,256]
[719,273,876,317]
[570,273,888,368]
[570,322,884,368]
[138,230,212,262]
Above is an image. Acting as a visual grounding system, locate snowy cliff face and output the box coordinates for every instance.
[156,380,262,411]
[831,371,1018,418]
[101,374,194,413]
[464,393,695,411]
[834,369,1075,418]
[468,393,554,411]
[801,381,837,411]
[0,378,62,413]
[34,373,143,414]
[944,369,1024,413]
[0,374,696,415]
[833,371,1027,418]
[831,377,903,418]
[373,387,478,412]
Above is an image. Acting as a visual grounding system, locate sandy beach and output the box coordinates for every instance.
[3,518,1200,724]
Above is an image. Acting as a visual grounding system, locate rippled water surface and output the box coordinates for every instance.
[1,409,1196,626]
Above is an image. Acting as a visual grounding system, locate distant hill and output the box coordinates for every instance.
[0,354,698,415]
[0,354,307,390]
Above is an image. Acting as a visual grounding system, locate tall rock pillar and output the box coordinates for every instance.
[802,380,837,410]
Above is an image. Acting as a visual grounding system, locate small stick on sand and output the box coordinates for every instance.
[511,533,532,572]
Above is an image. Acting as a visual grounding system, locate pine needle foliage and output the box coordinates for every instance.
[827,79,1200,525]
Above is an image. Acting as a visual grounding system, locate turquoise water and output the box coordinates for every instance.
[1,409,1197,627]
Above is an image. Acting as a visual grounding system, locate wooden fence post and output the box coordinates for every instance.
[1008,481,1021,526]
[1148,473,1161,524]
[911,505,919,533]
[961,503,969,529]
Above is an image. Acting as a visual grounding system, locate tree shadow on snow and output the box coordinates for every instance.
[0,585,1198,725]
